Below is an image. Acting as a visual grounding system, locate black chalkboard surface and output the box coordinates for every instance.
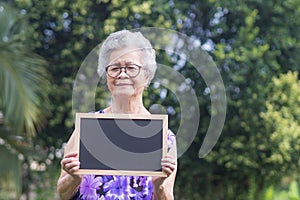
[74,113,168,177]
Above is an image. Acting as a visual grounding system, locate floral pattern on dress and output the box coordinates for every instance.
[79,175,103,200]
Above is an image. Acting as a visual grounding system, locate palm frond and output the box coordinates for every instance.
[0,3,49,136]
[0,144,22,199]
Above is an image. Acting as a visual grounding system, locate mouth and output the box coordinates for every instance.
[115,83,133,86]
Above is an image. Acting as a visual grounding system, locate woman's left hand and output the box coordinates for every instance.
[152,154,177,187]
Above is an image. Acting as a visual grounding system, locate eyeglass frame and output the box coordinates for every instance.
[105,63,143,78]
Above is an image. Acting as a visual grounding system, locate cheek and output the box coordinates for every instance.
[107,80,114,91]
[135,72,148,84]
[138,76,149,87]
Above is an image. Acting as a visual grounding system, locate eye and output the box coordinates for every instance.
[126,64,138,71]
[109,66,120,72]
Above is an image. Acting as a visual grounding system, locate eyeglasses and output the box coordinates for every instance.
[105,63,142,78]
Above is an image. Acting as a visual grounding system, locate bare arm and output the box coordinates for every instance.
[152,140,177,200]
[57,131,83,200]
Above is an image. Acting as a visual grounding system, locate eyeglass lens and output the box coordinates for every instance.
[106,64,141,78]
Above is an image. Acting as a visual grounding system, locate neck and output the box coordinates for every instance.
[109,95,150,114]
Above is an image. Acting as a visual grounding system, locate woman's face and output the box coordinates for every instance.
[106,48,149,99]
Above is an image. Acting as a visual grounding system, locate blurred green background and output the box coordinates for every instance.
[0,0,299,199]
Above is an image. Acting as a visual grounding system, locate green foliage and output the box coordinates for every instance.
[9,0,181,148]
[31,164,60,200]
[174,0,300,199]
[0,3,49,136]
[0,2,50,198]
[0,145,21,199]
[2,0,300,199]
[264,180,300,200]
[260,71,300,178]
[2,0,184,198]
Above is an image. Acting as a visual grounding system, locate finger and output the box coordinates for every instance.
[65,161,80,169]
[161,159,176,166]
[63,161,80,173]
[161,157,177,167]
[161,161,176,176]
[162,155,176,163]
[161,158,176,166]
[161,158,176,165]
[61,159,78,170]
[61,157,78,165]
[162,166,173,176]
[61,152,78,166]
[161,162,176,173]
[64,152,78,158]
[66,163,80,174]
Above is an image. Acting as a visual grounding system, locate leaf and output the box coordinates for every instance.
[0,144,22,199]
[0,3,49,136]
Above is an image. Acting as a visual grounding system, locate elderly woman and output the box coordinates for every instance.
[57,30,177,200]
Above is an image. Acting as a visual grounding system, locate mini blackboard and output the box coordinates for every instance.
[74,113,168,177]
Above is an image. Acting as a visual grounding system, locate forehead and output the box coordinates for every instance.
[109,47,142,63]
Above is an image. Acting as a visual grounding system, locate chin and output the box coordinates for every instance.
[113,90,135,98]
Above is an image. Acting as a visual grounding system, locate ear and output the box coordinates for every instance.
[144,75,151,88]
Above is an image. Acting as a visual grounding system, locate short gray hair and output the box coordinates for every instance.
[97,30,157,82]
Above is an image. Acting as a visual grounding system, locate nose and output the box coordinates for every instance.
[117,67,129,79]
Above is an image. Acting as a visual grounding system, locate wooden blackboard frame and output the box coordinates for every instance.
[74,113,168,177]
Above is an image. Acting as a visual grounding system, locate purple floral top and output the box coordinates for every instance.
[73,110,176,200]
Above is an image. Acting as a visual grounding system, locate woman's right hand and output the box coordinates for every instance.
[57,133,83,200]
[61,152,81,177]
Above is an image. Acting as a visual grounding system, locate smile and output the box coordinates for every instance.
[115,83,133,86]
